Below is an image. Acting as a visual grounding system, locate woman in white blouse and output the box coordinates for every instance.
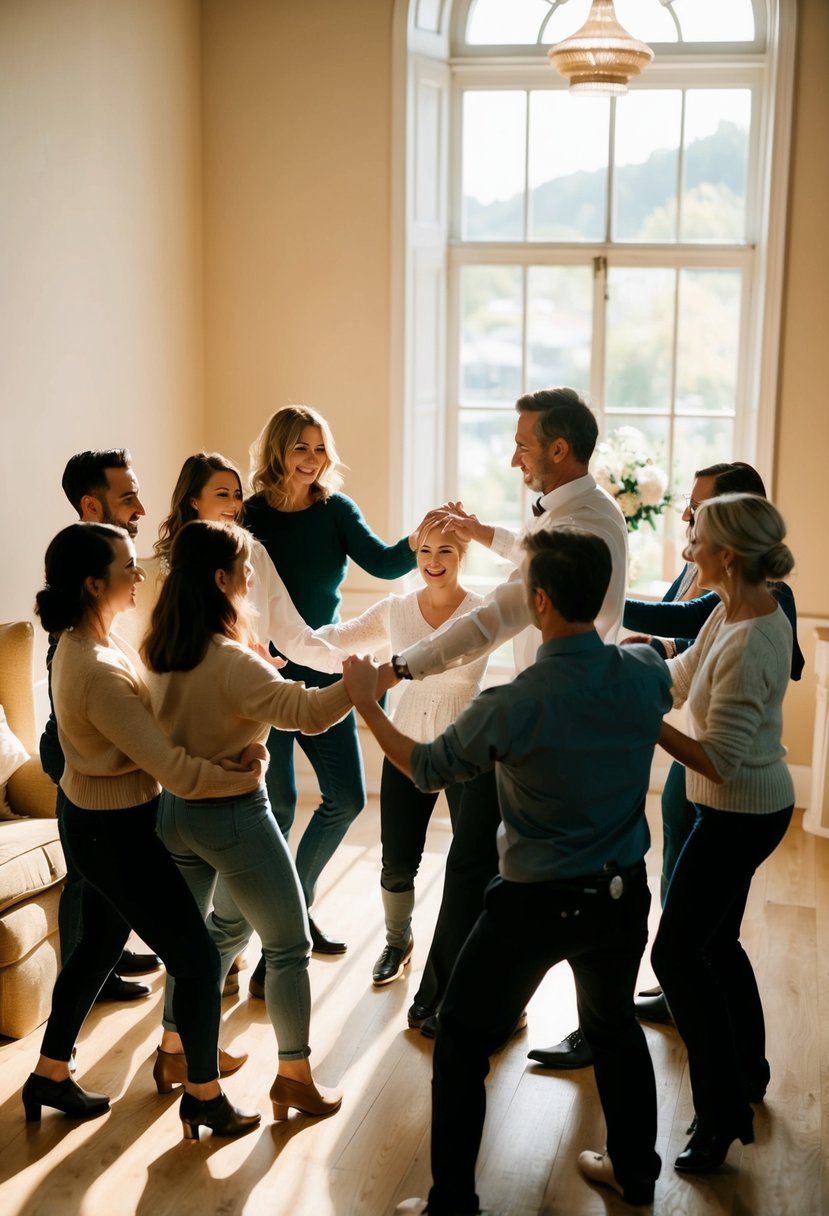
[154,453,346,674]
[314,526,488,986]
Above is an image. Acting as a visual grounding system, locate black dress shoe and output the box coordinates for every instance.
[419,1014,438,1040]
[674,1119,754,1174]
[95,974,152,1002]
[372,940,413,985]
[528,1028,593,1070]
[118,949,162,975]
[22,1073,110,1121]
[309,916,347,955]
[407,1002,434,1029]
[634,991,674,1025]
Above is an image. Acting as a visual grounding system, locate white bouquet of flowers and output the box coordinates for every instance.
[592,426,671,533]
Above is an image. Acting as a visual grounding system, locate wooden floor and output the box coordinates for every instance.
[1,795,827,1216]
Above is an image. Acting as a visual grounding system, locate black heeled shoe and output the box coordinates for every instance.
[674,1118,754,1173]
[179,1091,261,1140]
[22,1073,110,1122]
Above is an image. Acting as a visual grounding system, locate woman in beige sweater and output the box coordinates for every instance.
[143,520,362,1123]
[25,522,264,1140]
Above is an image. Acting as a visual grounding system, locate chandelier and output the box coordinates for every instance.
[548,0,654,96]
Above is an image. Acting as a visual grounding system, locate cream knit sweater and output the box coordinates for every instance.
[667,603,794,814]
[54,630,265,810]
[147,633,352,761]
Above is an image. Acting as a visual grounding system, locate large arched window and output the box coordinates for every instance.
[393,0,795,591]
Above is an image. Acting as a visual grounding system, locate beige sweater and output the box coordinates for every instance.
[667,603,794,814]
[54,630,265,810]
[147,634,352,763]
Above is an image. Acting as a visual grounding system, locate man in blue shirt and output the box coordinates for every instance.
[343,528,672,1213]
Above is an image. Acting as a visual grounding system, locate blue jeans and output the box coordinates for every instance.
[265,709,365,907]
[157,787,312,1060]
[659,760,696,905]
[429,867,659,1215]
[653,802,793,1132]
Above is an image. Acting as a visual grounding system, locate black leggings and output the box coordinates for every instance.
[40,797,222,1084]
[379,760,463,892]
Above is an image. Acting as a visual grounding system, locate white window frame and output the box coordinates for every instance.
[391,0,796,583]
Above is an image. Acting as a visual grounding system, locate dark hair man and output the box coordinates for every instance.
[343,528,672,1212]
[381,388,630,1045]
[40,450,158,1003]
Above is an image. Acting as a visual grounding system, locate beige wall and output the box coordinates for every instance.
[201,0,400,594]
[776,0,829,765]
[0,0,204,635]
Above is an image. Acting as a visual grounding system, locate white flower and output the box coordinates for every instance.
[617,490,642,519]
[593,466,619,496]
[637,463,668,507]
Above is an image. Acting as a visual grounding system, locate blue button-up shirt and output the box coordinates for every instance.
[410,633,672,884]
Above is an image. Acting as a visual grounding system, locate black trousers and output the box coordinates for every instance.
[40,797,222,1083]
[428,867,659,1215]
[379,759,464,892]
[653,802,793,1132]
[413,768,501,1013]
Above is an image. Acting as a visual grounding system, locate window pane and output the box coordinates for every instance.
[460,266,523,405]
[466,0,552,44]
[675,269,741,414]
[672,0,754,42]
[462,92,526,241]
[615,0,678,42]
[457,408,522,579]
[613,91,682,242]
[527,266,593,392]
[605,268,675,412]
[528,92,609,242]
[681,90,750,242]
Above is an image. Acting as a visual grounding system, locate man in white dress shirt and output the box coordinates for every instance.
[388,388,630,1056]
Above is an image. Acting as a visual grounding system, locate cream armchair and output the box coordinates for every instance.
[0,621,66,1039]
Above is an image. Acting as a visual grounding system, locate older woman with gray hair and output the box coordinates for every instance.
[652,492,795,1176]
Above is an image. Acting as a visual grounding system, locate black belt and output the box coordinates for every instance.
[543,860,645,901]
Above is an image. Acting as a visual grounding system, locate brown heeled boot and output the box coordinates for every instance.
[269,1073,343,1121]
[153,1047,248,1095]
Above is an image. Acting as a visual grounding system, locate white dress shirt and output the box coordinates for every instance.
[247,539,347,674]
[401,474,629,679]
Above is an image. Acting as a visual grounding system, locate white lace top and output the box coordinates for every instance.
[316,590,488,742]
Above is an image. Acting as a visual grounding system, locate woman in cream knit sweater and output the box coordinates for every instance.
[25,522,265,1140]
[143,520,371,1124]
[652,493,796,1178]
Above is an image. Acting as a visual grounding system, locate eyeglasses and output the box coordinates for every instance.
[681,495,700,517]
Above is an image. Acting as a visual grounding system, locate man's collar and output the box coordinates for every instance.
[537,472,595,514]
[536,629,603,658]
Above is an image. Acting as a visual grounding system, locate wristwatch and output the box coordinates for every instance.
[391,654,413,680]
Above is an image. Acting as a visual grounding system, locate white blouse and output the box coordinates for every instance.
[315,590,488,742]
[247,539,346,675]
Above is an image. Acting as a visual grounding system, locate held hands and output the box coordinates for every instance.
[221,741,269,784]
[410,501,491,549]
[342,655,397,710]
[253,642,287,670]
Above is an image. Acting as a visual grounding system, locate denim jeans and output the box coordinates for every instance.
[653,802,793,1132]
[428,867,659,1215]
[414,768,501,1014]
[41,798,222,1082]
[265,709,365,907]
[157,786,312,1060]
[379,758,464,892]
[659,760,696,905]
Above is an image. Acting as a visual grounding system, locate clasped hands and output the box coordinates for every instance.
[342,654,399,711]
